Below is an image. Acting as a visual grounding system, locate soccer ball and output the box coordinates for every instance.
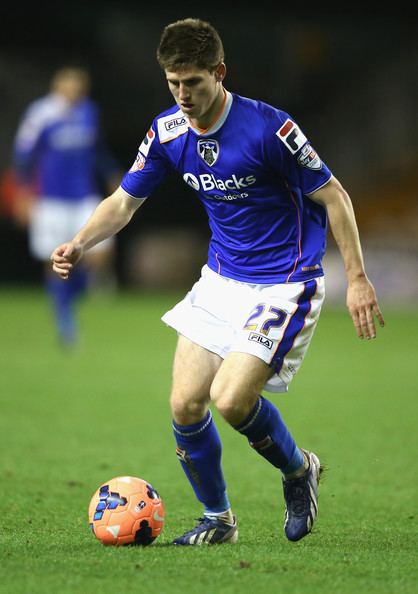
[88,476,165,546]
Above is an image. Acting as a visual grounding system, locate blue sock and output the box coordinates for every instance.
[45,268,87,345]
[173,411,230,514]
[234,396,304,474]
[68,266,88,299]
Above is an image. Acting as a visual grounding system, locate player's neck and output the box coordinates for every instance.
[190,87,226,133]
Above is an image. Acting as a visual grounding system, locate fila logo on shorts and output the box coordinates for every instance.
[276,119,307,154]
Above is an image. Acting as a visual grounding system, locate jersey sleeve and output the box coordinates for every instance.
[120,122,172,199]
[12,103,45,184]
[265,110,332,195]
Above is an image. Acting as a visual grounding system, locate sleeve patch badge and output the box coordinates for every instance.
[276,118,308,154]
[129,127,156,172]
[138,128,155,157]
[129,150,146,172]
[297,143,322,170]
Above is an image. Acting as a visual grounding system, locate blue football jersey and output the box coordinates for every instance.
[121,91,332,283]
[13,93,116,201]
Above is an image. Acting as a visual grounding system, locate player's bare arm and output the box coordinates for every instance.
[308,176,384,339]
[51,187,145,280]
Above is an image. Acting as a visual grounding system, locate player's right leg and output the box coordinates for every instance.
[169,335,238,545]
[30,199,89,346]
[44,264,87,346]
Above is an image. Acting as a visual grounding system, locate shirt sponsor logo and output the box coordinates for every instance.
[183,172,256,192]
[197,138,219,166]
[248,332,273,350]
[210,192,248,201]
[297,143,322,170]
[183,173,200,190]
[164,116,187,131]
[276,118,307,154]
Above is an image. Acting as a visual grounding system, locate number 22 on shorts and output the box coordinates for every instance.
[243,304,287,336]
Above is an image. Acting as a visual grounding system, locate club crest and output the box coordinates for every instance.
[197,138,219,166]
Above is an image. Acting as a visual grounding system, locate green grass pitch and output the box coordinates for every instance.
[0,287,417,594]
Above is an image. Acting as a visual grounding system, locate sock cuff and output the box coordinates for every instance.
[234,396,264,433]
[172,410,213,440]
[281,446,304,475]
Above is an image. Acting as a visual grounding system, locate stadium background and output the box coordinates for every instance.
[1,4,417,304]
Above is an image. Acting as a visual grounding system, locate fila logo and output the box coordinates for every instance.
[276,119,307,154]
[248,332,273,350]
[165,117,187,131]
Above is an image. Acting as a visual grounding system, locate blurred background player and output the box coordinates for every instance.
[12,67,121,346]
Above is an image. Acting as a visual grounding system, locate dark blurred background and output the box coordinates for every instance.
[1,3,417,304]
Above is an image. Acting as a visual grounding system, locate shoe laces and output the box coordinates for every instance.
[284,477,310,517]
[179,517,214,539]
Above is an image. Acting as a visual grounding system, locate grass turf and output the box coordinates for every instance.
[0,287,417,594]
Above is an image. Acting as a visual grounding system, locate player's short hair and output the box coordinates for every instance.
[50,67,90,92]
[157,18,224,73]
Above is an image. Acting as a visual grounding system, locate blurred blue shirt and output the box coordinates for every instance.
[13,93,118,201]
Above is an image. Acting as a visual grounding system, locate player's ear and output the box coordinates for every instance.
[215,63,226,83]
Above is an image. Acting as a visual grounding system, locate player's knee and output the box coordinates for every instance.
[170,392,208,425]
[210,380,254,425]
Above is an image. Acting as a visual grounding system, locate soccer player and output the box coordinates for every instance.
[12,67,120,346]
[51,19,384,544]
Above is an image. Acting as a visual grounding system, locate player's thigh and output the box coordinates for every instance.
[232,277,324,393]
[170,334,223,423]
[210,352,273,424]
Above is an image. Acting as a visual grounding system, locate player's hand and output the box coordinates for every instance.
[346,276,385,340]
[50,241,83,280]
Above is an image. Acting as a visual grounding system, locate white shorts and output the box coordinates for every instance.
[29,196,114,261]
[162,265,325,393]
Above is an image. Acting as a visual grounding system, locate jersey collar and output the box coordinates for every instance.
[186,90,233,137]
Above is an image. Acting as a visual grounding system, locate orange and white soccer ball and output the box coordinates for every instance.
[88,476,165,546]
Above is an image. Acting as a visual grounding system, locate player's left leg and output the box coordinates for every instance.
[211,276,325,541]
[211,352,307,476]
[211,350,321,542]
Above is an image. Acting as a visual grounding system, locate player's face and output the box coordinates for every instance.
[165,64,225,128]
[55,75,90,104]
